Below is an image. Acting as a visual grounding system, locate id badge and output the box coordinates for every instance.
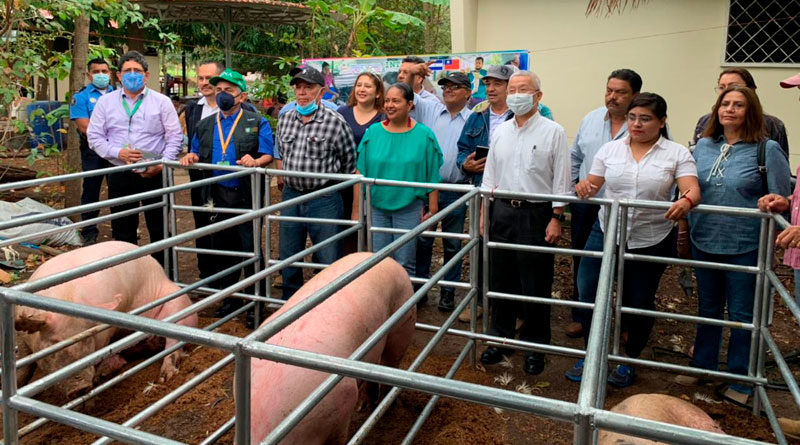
[217,160,230,166]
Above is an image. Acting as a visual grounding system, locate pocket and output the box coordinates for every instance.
[605,161,626,178]
[651,160,676,182]
[143,112,163,134]
[527,146,551,171]
[305,136,328,159]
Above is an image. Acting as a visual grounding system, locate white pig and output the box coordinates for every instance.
[598,393,724,444]
[248,253,416,445]
[13,241,197,398]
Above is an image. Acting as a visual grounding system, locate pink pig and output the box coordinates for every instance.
[248,253,416,445]
[598,393,724,444]
[14,241,197,398]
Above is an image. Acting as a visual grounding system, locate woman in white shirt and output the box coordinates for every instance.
[566,93,701,388]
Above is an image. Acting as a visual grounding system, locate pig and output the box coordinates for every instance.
[248,252,416,445]
[13,241,198,398]
[598,394,724,445]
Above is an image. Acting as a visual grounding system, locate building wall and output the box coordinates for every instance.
[451,0,800,169]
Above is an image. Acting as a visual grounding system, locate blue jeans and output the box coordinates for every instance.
[690,246,759,395]
[278,186,344,299]
[415,190,467,293]
[569,202,600,322]
[371,200,423,277]
[79,147,111,238]
[794,269,800,306]
[577,220,673,358]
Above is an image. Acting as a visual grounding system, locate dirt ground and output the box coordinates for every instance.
[3,155,800,444]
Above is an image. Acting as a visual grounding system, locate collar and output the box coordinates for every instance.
[625,135,668,150]
[489,107,511,118]
[513,110,540,130]
[439,105,470,120]
[86,83,114,94]
[293,104,325,122]
[219,107,243,122]
[121,87,148,102]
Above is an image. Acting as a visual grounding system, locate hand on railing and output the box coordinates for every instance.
[777,226,800,248]
[179,153,199,166]
[758,193,790,213]
[575,179,599,199]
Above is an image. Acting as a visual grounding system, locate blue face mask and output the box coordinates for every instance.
[296,100,318,116]
[122,72,145,93]
[92,73,110,89]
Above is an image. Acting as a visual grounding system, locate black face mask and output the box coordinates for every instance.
[217,91,238,111]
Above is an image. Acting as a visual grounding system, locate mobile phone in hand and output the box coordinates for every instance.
[475,145,489,160]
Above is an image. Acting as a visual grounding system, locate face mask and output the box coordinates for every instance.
[506,93,535,116]
[122,72,145,93]
[296,88,322,116]
[92,73,110,89]
[217,91,239,112]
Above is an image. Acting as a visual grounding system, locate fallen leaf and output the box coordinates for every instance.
[0,269,11,284]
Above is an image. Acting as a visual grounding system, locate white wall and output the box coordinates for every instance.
[452,0,800,169]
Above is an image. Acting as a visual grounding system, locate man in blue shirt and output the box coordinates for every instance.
[69,57,114,245]
[468,56,487,108]
[410,71,473,312]
[181,69,273,322]
[567,68,641,338]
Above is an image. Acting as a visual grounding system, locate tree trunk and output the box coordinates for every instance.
[64,13,89,214]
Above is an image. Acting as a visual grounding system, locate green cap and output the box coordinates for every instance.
[210,68,247,92]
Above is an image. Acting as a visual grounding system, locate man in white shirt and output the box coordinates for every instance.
[479,71,571,375]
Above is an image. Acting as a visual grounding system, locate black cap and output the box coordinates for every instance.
[290,65,325,86]
[484,65,514,82]
[437,71,471,89]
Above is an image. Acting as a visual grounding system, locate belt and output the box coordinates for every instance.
[498,199,549,209]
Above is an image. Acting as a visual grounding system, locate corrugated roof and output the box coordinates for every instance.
[133,0,311,25]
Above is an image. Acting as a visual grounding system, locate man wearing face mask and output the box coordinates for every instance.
[276,65,356,299]
[70,57,114,245]
[181,69,273,323]
[87,51,182,260]
[479,71,571,376]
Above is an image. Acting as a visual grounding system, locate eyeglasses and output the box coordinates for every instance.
[442,84,468,92]
[626,113,655,124]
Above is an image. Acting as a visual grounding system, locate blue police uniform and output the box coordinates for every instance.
[70,83,114,242]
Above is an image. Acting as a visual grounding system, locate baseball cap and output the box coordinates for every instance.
[210,68,247,92]
[290,65,325,86]
[484,65,514,82]
[437,72,471,89]
[779,72,800,88]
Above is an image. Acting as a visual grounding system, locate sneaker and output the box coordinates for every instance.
[723,385,750,405]
[565,359,584,382]
[437,289,455,312]
[607,364,635,387]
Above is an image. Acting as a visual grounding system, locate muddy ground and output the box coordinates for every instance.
[2,157,800,444]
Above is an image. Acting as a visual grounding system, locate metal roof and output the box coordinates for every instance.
[133,0,311,25]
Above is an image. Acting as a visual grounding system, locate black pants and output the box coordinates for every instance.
[488,200,554,350]
[207,184,256,295]
[189,169,214,279]
[569,202,600,322]
[79,147,111,238]
[107,170,165,265]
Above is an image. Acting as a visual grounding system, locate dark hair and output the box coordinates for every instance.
[198,60,224,74]
[718,68,756,89]
[118,51,148,72]
[387,82,414,102]
[475,56,484,62]
[346,72,385,111]
[703,86,766,143]
[87,58,109,70]
[170,94,180,102]
[627,92,669,139]
[608,69,642,94]
[322,61,330,68]
[402,56,425,65]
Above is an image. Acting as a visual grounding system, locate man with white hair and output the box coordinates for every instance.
[478,71,571,375]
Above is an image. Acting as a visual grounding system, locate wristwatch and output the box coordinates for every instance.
[551,212,565,222]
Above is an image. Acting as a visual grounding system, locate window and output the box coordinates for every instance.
[724,0,800,65]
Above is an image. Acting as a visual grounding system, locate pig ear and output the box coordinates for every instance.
[96,294,123,312]
[14,308,48,333]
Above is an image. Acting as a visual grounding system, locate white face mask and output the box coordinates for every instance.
[506,93,535,116]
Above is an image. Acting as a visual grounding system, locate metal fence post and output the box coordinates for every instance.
[365,183,373,252]
[252,170,263,326]
[481,194,490,336]
[234,344,251,445]
[265,172,273,305]
[167,165,179,282]
[1,293,19,445]
[161,162,171,272]
[357,178,366,252]
[468,192,481,365]
[749,218,769,415]
[613,203,628,356]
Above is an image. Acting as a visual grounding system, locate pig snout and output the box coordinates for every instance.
[64,367,95,400]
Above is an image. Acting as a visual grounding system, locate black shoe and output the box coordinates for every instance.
[480,347,512,365]
[523,354,546,375]
[81,231,99,246]
[437,289,455,312]
[416,293,429,309]
[214,300,242,318]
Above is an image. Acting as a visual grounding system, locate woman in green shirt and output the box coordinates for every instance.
[353,83,443,275]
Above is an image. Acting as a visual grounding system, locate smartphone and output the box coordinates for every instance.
[475,145,489,160]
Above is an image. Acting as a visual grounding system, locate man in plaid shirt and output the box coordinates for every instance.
[276,65,356,299]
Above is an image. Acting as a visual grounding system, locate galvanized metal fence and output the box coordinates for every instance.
[0,160,797,444]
